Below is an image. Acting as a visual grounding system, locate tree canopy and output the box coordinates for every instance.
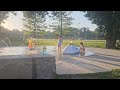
[84,11,120,49]
[50,11,73,36]
[0,11,16,25]
[23,11,48,38]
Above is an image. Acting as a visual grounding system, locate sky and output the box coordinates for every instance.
[1,11,98,31]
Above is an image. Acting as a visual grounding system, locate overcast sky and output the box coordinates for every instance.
[1,11,98,31]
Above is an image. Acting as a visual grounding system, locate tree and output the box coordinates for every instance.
[23,11,48,38]
[94,27,105,40]
[77,27,97,40]
[0,26,23,46]
[0,11,16,25]
[50,11,73,37]
[0,11,17,43]
[84,11,120,49]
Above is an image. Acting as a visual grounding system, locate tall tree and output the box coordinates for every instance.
[84,11,120,49]
[50,11,73,36]
[0,11,16,25]
[23,11,48,38]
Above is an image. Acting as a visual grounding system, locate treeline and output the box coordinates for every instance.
[24,27,104,40]
[0,26,23,46]
[0,26,104,43]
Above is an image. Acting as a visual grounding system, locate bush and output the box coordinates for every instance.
[115,40,120,49]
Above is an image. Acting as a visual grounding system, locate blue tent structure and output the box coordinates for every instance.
[62,41,80,54]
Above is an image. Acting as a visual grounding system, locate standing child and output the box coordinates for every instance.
[80,42,85,56]
[28,37,34,50]
[57,35,62,53]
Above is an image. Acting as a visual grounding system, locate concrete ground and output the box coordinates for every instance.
[56,47,120,74]
[0,46,120,74]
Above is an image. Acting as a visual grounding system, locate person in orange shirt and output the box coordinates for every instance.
[28,37,34,50]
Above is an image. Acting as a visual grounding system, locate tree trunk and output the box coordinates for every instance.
[105,27,117,49]
[106,39,116,49]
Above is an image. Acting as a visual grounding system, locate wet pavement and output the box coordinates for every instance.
[0,46,120,74]
[0,46,95,56]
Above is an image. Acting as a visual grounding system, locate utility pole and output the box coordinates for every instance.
[78,22,80,40]
[78,30,79,39]
[34,13,37,38]
[60,11,62,36]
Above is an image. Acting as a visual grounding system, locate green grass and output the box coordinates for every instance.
[31,39,106,48]
[10,39,106,48]
[55,70,120,79]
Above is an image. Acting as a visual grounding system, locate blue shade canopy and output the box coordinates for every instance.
[63,42,80,54]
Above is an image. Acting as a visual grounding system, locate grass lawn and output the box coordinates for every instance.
[55,70,120,79]
[30,39,106,48]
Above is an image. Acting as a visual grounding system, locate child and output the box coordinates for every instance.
[57,35,62,53]
[28,37,34,50]
[80,42,85,56]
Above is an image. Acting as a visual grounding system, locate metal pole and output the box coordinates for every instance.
[78,30,79,39]
[60,11,62,36]
[34,13,36,38]
[78,23,80,40]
